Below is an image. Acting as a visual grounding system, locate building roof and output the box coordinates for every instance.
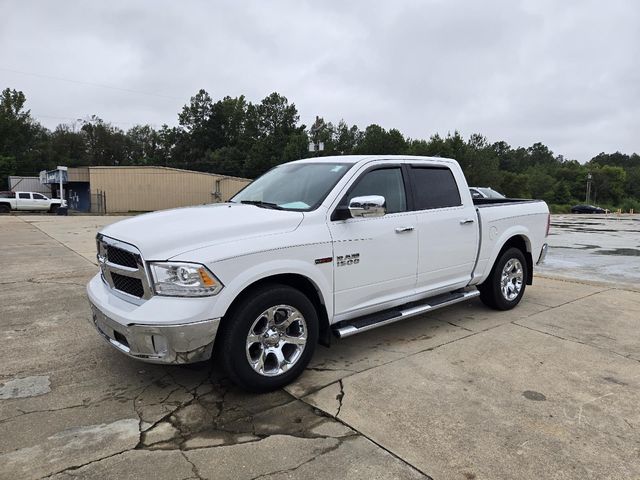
[71,165,251,182]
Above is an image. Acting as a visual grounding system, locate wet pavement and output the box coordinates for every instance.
[1,215,639,479]
[538,214,640,288]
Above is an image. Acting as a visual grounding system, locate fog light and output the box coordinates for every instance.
[152,335,168,355]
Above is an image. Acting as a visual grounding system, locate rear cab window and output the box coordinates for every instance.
[409,166,462,210]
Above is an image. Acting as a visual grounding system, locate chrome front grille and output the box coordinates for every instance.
[111,272,145,298]
[106,245,138,268]
[97,234,152,302]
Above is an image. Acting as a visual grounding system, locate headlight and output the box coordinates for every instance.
[149,262,223,297]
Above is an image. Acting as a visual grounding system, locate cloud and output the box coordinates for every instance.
[1,0,638,161]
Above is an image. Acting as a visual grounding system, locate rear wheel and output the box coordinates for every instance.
[0,204,10,214]
[217,284,318,392]
[478,247,527,310]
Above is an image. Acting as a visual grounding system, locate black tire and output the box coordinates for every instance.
[0,204,10,214]
[49,204,59,214]
[217,284,319,392]
[478,247,528,311]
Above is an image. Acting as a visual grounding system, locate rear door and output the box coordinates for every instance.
[409,165,478,295]
[16,192,34,210]
[329,165,418,319]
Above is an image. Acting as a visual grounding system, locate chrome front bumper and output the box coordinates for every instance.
[88,302,220,364]
[537,243,548,265]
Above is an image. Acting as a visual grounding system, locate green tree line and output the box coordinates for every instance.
[1,87,638,212]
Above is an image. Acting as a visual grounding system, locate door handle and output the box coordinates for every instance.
[395,226,415,233]
[460,219,475,224]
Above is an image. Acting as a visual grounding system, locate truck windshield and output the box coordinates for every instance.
[230,162,352,211]
[478,188,505,199]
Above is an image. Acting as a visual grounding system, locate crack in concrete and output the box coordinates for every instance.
[42,447,136,479]
[335,380,345,418]
[301,392,434,480]
[526,286,614,311]
[15,216,98,267]
[512,321,640,364]
[305,366,356,373]
[0,403,89,425]
[180,451,205,480]
[28,278,88,287]
[248,439,343,480]
[445,320,473,332]
[0,277,92,288]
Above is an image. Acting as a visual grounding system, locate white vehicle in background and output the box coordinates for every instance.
[87,155,550,392]
[469,187,506,200]
[0,191,66,213]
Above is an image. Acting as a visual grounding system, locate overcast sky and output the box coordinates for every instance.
[1,0,638,162]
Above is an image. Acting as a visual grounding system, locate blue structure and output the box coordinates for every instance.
[66,182,91,212]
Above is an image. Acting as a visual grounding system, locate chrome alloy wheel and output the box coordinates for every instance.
[245,305,308,377]
[501,258,524,301]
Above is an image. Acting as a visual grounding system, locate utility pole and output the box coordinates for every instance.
[585,172,592,204]
[308,116,325,156]
[57,166,68,205]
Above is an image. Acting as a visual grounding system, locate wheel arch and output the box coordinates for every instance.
[220,273,332,347]
[495,234,533,285]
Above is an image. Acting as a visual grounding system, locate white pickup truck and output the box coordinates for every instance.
[87,155,549,391]
[0,191,66,213]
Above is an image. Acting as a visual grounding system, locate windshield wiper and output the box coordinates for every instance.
[239,200,284,210]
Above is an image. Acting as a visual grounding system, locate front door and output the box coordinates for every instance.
[329,166,418,320]
[32,193,51,211]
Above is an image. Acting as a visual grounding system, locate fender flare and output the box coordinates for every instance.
[209,259,333,323]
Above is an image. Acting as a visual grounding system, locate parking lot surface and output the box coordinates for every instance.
[538,214,640,288]
[1,214,639,479]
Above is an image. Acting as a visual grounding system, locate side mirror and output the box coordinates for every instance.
[348,195,386,218]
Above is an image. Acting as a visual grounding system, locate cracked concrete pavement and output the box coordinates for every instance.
[1,214,639,479]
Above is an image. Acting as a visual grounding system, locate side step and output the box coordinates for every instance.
[333,289,480,339]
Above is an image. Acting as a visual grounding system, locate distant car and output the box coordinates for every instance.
[0,191,66,214]
[570,205,607,214]
[469,187,506,200]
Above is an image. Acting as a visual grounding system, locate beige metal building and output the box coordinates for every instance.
[57,166,251,214]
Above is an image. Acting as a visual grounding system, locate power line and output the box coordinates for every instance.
[0,66,182,101]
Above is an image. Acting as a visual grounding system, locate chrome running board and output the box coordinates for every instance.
[333,289,480,339]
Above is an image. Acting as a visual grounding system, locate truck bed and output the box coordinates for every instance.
[470,198,549,286]
[473,197,546,207]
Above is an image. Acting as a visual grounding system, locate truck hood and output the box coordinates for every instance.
[100,203,304,260]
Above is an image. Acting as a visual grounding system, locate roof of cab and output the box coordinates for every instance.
[289,155,457,165]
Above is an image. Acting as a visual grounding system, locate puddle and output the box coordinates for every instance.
[550,244,600,250]
[596,248,640,257]
[522,390,546,401]
[552,223,619,233]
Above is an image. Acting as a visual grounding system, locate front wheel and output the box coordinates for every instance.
[478,247,527,310]
[217,284,318,392]
[49,204,59,214]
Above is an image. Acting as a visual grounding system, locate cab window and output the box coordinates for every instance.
[33,193,47,200]
[18,193,30,199]
[410,167,461,210]
[345,168,407,214]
